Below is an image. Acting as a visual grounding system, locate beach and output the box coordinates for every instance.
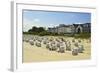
[23,35,91,63]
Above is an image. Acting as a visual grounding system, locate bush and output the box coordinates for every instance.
[38,31,51,36]
[74,32,91,39]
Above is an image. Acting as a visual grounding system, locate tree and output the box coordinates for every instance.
[28,29,32,32]
[31,26,38,32]
[38,27,45,33]
[28,26,46,33]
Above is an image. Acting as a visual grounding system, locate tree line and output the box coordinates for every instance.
[23,26,52,36]
[28,26,45,33]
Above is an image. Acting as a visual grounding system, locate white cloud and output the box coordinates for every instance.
[23,18,58,32]
[23,18,42,32]
[48,24,58,28]
[34,18,40,22]
[23,19,33,32]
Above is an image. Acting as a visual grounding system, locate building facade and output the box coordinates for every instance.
[48,23,91,34]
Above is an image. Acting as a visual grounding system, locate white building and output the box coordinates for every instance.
[48,23,91,34]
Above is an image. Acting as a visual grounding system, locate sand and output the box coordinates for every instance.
[23,36,91,63]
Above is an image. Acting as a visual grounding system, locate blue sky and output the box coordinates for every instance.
[23,10,91,32]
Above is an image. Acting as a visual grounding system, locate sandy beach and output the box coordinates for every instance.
[23,35,91,63]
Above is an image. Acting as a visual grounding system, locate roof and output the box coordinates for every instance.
[48,23,91,29]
